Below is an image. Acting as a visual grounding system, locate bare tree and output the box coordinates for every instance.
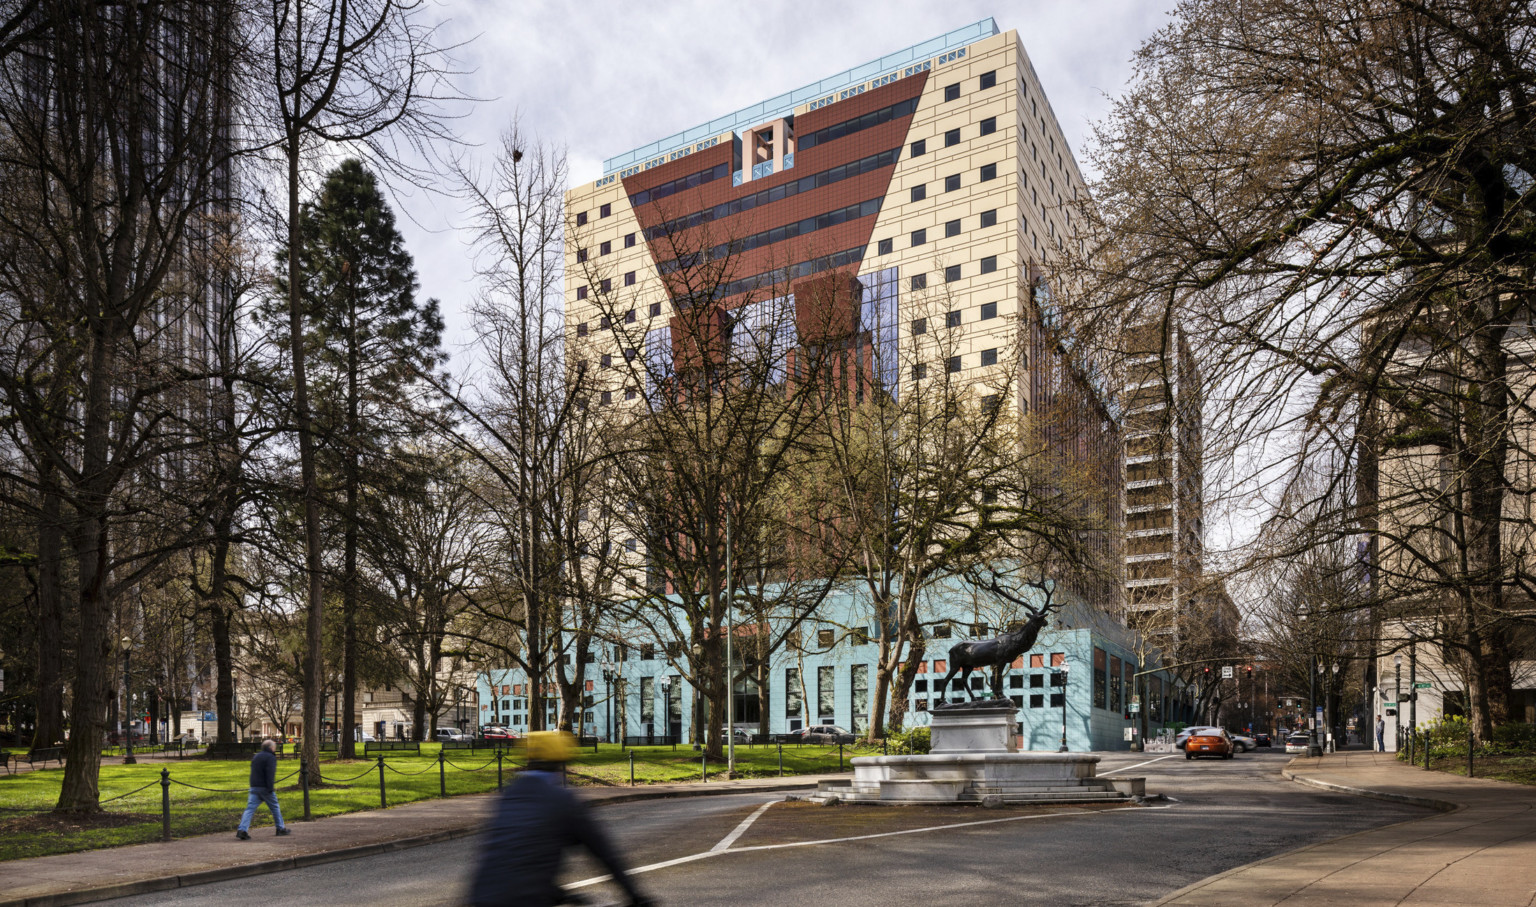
[1065,0,1536,740]
[0,1,243,811]
[246,0,460,779]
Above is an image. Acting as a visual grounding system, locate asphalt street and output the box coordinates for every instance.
[105,749,1430,906]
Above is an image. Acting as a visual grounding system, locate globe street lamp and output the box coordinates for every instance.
[1056,660,1070,752]
[121,636,136,765]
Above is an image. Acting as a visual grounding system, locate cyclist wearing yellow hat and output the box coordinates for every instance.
[468,731,653,907]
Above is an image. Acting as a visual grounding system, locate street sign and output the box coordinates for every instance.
[1382,702,1396,709]
[1415,682,1431,689]
[202,711,215,721]
[1130,702,1140,713]
[1221,666,1234,679]
[1124,728,1135,741]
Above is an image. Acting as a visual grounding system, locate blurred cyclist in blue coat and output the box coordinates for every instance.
[469,731,653,907]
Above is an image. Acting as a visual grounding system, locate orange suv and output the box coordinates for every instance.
[1185,728,1235,760]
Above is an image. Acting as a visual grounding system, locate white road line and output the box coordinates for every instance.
[711,800,777,852]
[1099,754,1180,775]
[564,801,1174,890]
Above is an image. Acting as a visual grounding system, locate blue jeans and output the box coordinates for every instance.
[238,787,284,832]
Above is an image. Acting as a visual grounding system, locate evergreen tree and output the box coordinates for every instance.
[280,158,445,755]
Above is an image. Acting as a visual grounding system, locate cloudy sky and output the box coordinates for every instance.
[394,0,1177,357]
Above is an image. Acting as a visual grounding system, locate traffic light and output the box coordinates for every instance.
[1203,666,1211,678]
[1245,666,1254,679]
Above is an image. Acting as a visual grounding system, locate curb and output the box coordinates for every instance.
[0,778,822,907]
[1280,767,1459,813]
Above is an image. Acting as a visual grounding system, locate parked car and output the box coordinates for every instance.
[798,724,857,744]
[481,726,518,742]
[433,728,470,743]
[720,726,752,744]
[1229,731,1257,753]
[1185,727,1235,759]
[1254,733,1273,748]
[1285,732,1312,754]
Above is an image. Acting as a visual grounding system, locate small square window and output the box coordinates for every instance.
[944,174,960,192]
[944,265,961,283]
[947,356,962,373]
[982,394,1000,412]
[625,388,637,401]
[980,301,998,319]
[945,219,961,237]
[599,240,611,256]
[910,138,926,157]
[980,208,998,227]
[877,238,893,255]
[576,286,588,300]
[600,390,612,405]
[625,271,636,286]
[650,302,662,316]
[624,309,636,324]
[980,255,998,274]
[912,363,927,380]
[625,232,636,248]
[600,203,611,218]
[980,163,997,181]
[980,70,996,90]
[911,317,927,335]
[577,322,588,337]
[944,128,960,147]
[818,629,835,648]
[980,116,996,136]
[600,353,612,368]
[981,348,998,366]
[944,83,960,102]
[911,228,927,246]
[599,315,611,329]
[946,309,962,327]
[1030,673,1044,688]
[1030,693,1044,709]
[576,248,587,263]
[911,274,927,291]
[911,184,927,203]
[600,278,612,292]
[576,211,588,226]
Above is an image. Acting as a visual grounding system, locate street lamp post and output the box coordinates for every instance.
[121,636,136,765]
[1057,660,1070,752]
[724,505,735,776]
[1308,656,1323,757]
[659,675,672,744]
[601,660,616,744]
[1394,652,1402,753]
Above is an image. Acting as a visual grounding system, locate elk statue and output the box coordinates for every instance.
[933,604,1055,704]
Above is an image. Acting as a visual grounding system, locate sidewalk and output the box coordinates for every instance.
[1156,751,1536,906]
[0,773,838,907]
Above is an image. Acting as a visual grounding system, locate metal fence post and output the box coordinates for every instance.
[160,769,171,842]
[496,749,504,789]
[701,750,707,782]
[629,750,635,786]
[1425,731,1432,770]
[377,756,387,808]
[839,743,844,772]
[778,742,783,777]
[438,750,446,798]
[300,757,312,821]
[1467,722,1474,778]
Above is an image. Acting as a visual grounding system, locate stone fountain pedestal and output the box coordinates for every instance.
[807,701,1143,805]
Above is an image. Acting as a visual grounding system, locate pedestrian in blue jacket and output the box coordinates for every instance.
[236,738,290,839]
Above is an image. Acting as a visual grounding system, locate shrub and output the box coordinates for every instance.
[887,726,931,755]
[1488,722,1536,754]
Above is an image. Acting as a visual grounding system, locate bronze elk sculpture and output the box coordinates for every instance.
[932,603,1056,704]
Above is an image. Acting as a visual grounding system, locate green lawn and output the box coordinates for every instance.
[0,741,874,862]
[1419,752,1536,786]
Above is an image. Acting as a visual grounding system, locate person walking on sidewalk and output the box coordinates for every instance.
[469,731,652,907]
[1375,714,1385,752]
[235,738,290,840]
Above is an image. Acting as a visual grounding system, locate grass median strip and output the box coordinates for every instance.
[0,741,873,861]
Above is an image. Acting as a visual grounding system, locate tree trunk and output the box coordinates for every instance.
[32,481,65,749]
[287,147,325,786]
